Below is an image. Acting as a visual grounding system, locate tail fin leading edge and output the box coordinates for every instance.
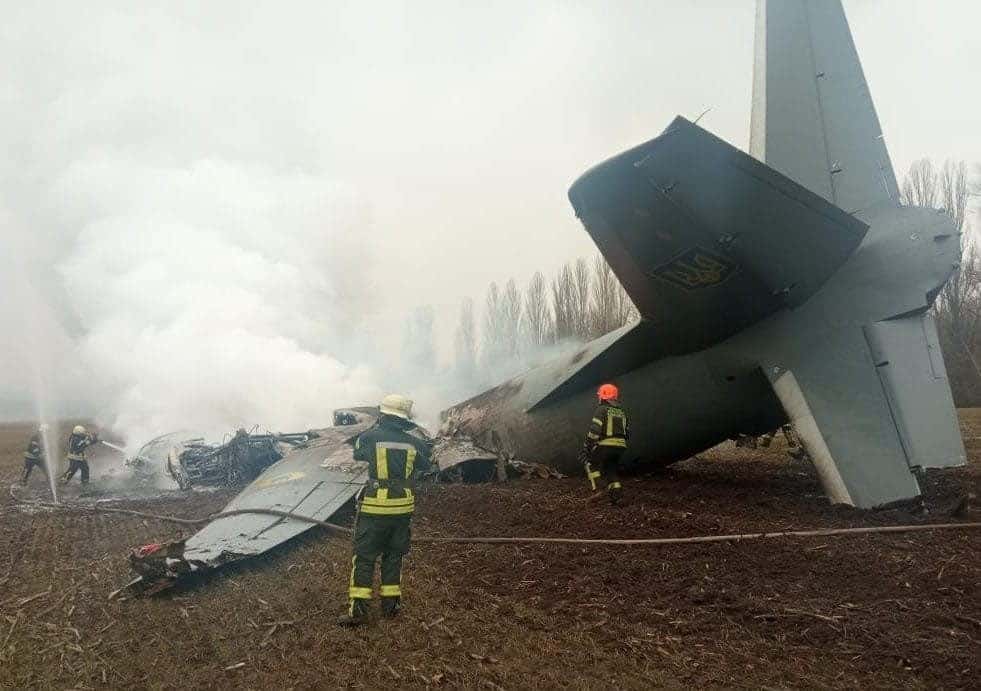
[751,0,900,216]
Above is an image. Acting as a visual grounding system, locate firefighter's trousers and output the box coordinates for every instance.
[589,446,623,492]
[22,457,47,483]
[348,512,411,612]
[63,458,90,484]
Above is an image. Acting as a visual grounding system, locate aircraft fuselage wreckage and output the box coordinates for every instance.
[441,0,966,509]
[125,0,964,596]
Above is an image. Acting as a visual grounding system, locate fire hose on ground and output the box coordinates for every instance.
[10,490,981,546]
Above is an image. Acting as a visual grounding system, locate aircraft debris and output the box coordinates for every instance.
[127,413,375,594]
[433,432,563,482]
[122,408,558,595]
[166,429,312,490]
[91,438,156,472]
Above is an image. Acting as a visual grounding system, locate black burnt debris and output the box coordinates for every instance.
[166,429,313,490]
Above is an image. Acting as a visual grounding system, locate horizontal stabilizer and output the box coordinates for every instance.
[763,314,964,508]
[569,117,868,356]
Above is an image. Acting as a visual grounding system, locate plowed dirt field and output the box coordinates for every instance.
[1,415,978,689]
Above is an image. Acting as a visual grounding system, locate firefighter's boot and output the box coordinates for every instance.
[381,597,402,619]
[336,598,370,627]
[607,481,623,505]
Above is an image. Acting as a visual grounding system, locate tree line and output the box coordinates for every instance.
[453,255,638,386]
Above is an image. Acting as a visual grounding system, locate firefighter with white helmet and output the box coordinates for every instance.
[63,425,98,485]
[337,394,432,626]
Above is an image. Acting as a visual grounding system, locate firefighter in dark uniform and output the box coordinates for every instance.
[63,425,97,485]
[22,425,49,485]
[337,394,432,626]
[583,383,628,504]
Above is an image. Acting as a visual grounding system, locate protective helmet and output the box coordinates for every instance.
[73,425,86,435]
[597,383,619,402]
[379,394,413,420]
[38,423,50,433]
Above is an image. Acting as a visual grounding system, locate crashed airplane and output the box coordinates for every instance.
[441,0,966,508]
[122,0,964,595]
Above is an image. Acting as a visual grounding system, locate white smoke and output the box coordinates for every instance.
[0,4,408,447]
[54,159,387,444]
[0,1,628,446]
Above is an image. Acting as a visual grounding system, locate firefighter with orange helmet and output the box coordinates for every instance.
[582,383,628,504]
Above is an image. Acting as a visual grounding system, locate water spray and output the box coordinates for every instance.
[100,440,151,468]
[100,439,127,454]
[38,422,59,504]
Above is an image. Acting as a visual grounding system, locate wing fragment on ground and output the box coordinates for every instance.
[181,426,370,566]
[126,412,375,593]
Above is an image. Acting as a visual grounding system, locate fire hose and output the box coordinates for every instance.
[9,490,981,546]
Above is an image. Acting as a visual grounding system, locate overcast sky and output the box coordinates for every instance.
[1,0,978,429]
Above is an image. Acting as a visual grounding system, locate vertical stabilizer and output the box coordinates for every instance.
[750,0,899,216]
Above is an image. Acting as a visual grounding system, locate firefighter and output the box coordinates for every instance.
[337,394,432,627]
[22,424,49,485]
[582,383,628,504]
[63,425,97,485]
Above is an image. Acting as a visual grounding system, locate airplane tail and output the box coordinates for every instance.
[446,0,964,509]
[551,0,965,507]
[750,0,900,217]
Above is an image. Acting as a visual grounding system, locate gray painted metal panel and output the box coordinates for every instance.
[768,369,852,504]
[441,0,964,510]
[569,117,866,355]
[864,314,966,470]
[183,422,371,565]
[763,326,920,507]
[750,0,899,216]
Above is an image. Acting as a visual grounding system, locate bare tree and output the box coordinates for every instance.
[481,282,507,368]
[901,158,939,208]
[453,297,477,380]
[523,271,552,349]
[588,254,636,338]
[571,258,591,339]
[935,161,970,327]
[500,279,523,359]
[551,263,578,342]
[620,281,639,324]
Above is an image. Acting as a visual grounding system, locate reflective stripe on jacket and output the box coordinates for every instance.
[353,416,432,516]
[585,402,629,450]
[67,433,94,461]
